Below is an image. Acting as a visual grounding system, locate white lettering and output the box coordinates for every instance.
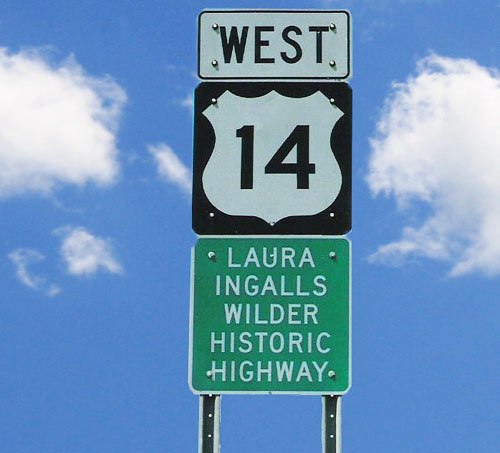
[270,304,285,324]
[269,332,285,353]
[240,361,253,382]
[225,275,240,295]
[317,332,331,353]
[304,304,319,325]
[282,247,296,267]
[296,361,313,382]
[244,247,260,267]
[276,361,294,382]
[313,275,327,296]
[312,361,329,382]
[227,247,241,267]
[289,332,303,353]
[244,275,259,296]
[298,247,315,268]
[239,332,252,353]
[257,361,273,382]
[296,275,309,296]
[263,247,277,268]
[224,304,242,324]
[288,304,301,324]
[211,331,225,353]
[260,275,278,296]
[254,304,268,325]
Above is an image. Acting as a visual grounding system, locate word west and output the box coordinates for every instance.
[218,25,334,65]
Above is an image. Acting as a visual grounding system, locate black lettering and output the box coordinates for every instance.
[265,126,315,189]
[220,26,249,63]
[280,26,302,64]
[236,126,254,189]
[255,26,275,63]
[309,26,329,63]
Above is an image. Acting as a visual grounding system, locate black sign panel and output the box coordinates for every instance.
[192,82,351,235]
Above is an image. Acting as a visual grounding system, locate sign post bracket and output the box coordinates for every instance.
[322,395,342,453]
[199,394,221,453]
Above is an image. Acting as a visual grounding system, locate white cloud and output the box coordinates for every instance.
[0,48,126,198]
[8,248,61,296]
[366,53,500,277]
[56,226,123,276]
[149,143,191,194]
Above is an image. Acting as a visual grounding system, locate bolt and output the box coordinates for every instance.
[328,370,336,379]
[211,97,217,104]
[206,370,213,378]
[329,60,336,68]
[330,98,335,105]
[329,23,336,31]
[209,212,215,218]
[211,60,218,67]
[208,251,216,261]
[329,212,335,218]
[212,23,219,30]
[329,252,337,260]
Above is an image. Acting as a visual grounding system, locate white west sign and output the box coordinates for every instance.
[198,10,352,80]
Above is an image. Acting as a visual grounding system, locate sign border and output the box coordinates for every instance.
[192,82,352,235]
[198,9,352,81]
[188,235,352,395]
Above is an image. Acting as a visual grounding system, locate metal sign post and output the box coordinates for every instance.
[323,395,342,453]
[191,9,353,452]
[199,394,221,453]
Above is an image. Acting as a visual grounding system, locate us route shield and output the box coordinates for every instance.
[192,83,352,235]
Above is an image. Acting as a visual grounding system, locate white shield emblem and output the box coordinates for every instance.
[201,90,344,225]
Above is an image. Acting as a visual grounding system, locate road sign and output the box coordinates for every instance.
[189,237,351,394]
[198,10,352,80]
[192,82,352,235]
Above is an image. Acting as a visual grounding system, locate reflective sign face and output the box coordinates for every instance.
[192,83,352,235]
[189,237,351,395]
[198,10,352,80]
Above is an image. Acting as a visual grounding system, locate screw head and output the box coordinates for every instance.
[208,251,216,260]
[212,23,219,30]
[211,60,218,67]
[329,60,336,68]
[329,23,336,31]
[329,252,337,260]
[211,97,217,104]
[328,370,336,379]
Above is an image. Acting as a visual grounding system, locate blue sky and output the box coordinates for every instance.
[1,1,499,452]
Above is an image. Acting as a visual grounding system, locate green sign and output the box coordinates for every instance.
[189,237,351,394]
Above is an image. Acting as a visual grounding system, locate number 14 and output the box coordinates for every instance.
[236,125,316,190]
